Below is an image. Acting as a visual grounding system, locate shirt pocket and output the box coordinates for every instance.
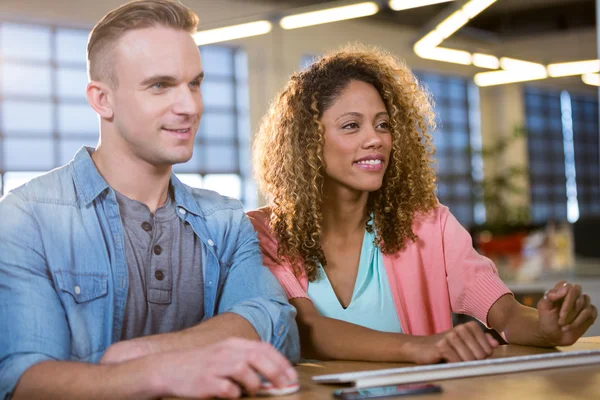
[54,271,109,360]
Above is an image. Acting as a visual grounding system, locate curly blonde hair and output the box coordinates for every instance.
[253,44,438,281]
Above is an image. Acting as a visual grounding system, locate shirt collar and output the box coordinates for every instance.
[72,146,110,206]
[71,145,203,217]
[170,173,203,217]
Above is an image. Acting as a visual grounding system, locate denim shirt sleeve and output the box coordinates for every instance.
[216,211,300,363]
[0,192,71,399]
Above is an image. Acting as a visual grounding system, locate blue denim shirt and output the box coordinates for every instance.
[0,147,300,398]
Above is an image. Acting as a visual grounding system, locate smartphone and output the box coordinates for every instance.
[332,383,442,400]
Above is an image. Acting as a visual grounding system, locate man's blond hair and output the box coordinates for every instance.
[87,0,199,87]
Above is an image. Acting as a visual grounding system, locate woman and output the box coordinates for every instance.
[248,44,596,364]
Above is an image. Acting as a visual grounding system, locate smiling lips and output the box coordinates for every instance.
[163,127,192,139]
[354,154,385,171]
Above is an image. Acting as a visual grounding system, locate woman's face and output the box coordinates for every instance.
[320,79,392,195]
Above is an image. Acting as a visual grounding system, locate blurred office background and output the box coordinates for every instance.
[0,0,599,330]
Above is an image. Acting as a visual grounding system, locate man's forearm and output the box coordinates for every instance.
[141,312,259,354]
[12,358,162,400]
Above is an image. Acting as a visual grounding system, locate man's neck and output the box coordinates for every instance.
[92,144,172,213]
[321,185,369,239]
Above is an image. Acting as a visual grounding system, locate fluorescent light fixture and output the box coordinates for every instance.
[415,46,472,65]
[462,0,497,19]
[500,57,547,75]
[582,73,600,86]
[194,20,272,45]
[413,30,444,54]
[280,2,378,30]
[472,53,499,69]
[389,0,454,11]
[435,10,469,38]
[547,59,600,77]
[474,69,547,87]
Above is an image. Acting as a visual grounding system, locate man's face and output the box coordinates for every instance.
[109,26,203,167]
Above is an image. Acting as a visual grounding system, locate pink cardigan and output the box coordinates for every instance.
[247,205,512,336]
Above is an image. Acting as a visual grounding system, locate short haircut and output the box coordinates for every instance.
[87,0,199,87]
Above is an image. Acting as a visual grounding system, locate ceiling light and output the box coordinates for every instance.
[582,73,600,86]
[547,60,600,77]
[472,53,499,69]
[414,30,444,53]
[280,2,378,30]
[194,21,272,45]
[389,0,455,11]
[474,69,547,87]
[500,57,547,75]
[462,0,497,19]
[435,10,469,38]
[415,46,472,65]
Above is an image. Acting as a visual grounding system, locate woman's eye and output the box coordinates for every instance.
[342,122,359,129]
[377,121,390,129]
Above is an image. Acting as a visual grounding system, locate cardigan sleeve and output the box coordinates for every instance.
[246,209,310,301]
[440,206,513,327]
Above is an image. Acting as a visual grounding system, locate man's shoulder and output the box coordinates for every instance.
[0,164,77,207]
[183,185,244,217]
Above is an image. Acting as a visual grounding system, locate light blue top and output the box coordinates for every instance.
[307,228,402,333]
[0,147,300,399]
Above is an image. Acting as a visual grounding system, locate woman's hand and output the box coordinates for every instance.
[536,281,597,346]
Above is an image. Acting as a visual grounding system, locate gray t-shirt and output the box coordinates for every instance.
[116,189,204,340]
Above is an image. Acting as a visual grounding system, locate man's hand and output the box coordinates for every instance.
[155,338,298,399]
[410,321,499,364]
[100,338,155,364]
[537,281,597,346]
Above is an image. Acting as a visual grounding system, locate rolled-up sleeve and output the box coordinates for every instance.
[0,192,71,398]
[217,212,300,364]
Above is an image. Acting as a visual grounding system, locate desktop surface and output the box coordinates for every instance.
[166,338,600,400]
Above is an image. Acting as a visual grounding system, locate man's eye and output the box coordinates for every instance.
[152,82,165,89]
[190,80,201,88]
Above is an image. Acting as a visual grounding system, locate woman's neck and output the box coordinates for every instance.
[321,184,369,238]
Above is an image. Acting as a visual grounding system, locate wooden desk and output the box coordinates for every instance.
[167,338,600,400]
[258,339,600,400]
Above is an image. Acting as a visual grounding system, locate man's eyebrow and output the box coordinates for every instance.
[140,71,204,87]
[140,75,178,86]
[194,71,205,82]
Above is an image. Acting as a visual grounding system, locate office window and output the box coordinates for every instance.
[416,72,476,227]
[524,87,568,223]
[300,54,319,70]
[173,46,256,208]
[0,22,255,209]
[570,94,600,217]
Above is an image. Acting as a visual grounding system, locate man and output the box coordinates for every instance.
[0,1,299,398]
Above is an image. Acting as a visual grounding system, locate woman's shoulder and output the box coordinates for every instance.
[411,203,450,231]
[246,205,272,222]
[246,205,276,242]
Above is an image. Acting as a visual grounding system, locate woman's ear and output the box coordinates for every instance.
[86,80,114,120]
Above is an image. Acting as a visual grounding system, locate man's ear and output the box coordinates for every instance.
[86,80,114,120]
